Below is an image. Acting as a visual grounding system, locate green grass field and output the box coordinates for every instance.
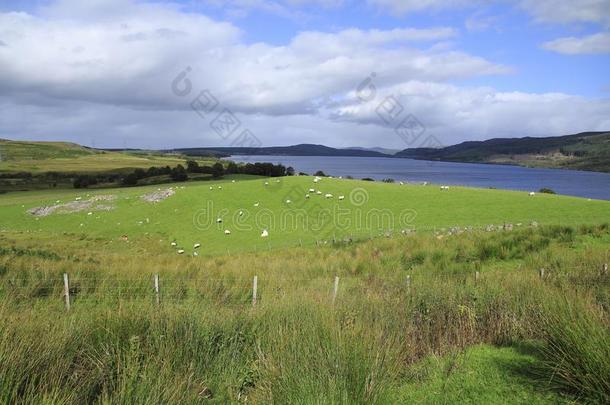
[1,175,609,256]
[1,173,609,403]
[0,139,213,174]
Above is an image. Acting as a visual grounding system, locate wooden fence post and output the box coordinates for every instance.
[63,273,70,311]
[154,274,160,305]
[539,268,545,279]
[406,275,411,290]
[332,276,340,304]
[475,271,480,283]
[252,276,258,307]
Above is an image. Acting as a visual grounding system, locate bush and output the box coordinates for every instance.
[170,165,188,182]
[314,170,326,177]
[539,188,556,194]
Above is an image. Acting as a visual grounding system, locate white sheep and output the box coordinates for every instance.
[171,242,177,247]
[261,229,269,238]
[194,243,201,249]
[177,249,185,254]
[218,186,222,189]
[232,180,236,183]
[309,188,315,192]
[209,186,213,190]
[217,218,223,223]
[264,181,269,185]
[305,194,310,199]
[224,229,231,235]
[338,196,345,200]
[239,210,244,216]
[286,199,292,204]
[193,251,199,257]
[276,179,280,183]
[529,192,535,196]
[254,202,259,207]
[316,191,322,195]
[399,181,404,185]
[325,193,333,199]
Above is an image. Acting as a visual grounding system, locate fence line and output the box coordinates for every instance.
[1,264,606,310]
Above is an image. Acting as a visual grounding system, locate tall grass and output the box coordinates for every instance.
[0,224,608,402]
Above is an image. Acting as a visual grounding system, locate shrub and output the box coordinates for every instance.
[539,188,556,194]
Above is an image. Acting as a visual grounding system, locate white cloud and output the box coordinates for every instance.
[0,2,504,116]
[542,32,610,54]
[367,0,475,15]
[331,80,610,144]
[519,0,610,26]
[0,0,608,150]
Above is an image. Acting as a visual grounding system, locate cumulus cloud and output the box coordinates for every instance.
[542,32,610,54]
[519,0,610,26]
[367,0,475,15]
[0,0,609,149]
[332,80,610,143]
[0,2,504,116]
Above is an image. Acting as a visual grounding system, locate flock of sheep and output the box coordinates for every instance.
[168,176,543,256]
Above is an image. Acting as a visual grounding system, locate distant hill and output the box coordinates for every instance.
[395,131,610,172]
[0,140,99,161]
[344,147,399,155]
[171,144,388,158]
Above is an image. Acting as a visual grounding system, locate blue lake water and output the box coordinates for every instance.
[228,155,610,201]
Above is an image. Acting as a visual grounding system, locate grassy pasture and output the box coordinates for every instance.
[0,139,214,174]
[0,223,608,403]
[0,175,609,256]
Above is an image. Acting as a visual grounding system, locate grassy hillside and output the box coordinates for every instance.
[396,131,610,172]
[172,143,389,158]
[0,176,609,256]
[0,139,212,174]
[1,221,608,403]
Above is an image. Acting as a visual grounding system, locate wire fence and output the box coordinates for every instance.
[1,263,607,310]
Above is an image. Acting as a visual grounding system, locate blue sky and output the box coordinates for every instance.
[0,0,609,149]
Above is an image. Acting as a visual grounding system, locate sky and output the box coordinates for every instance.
[0,0,609,150]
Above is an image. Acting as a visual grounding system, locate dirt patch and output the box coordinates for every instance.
[141,188,175,203]
[27,195,117,217]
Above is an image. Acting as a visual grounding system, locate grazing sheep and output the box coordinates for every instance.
[177,249,185,254]
[325,193,333,199]
[224,230,231,235]
[276,179,280,183]
[440,186,449,191]
[261,229,269,238]
[239,210,244,216]
[232,180,236,183]
[399,181,404,185]
[87,212,93,215]
[171,242,177,247]
[313,178,319,183]
[423,182,428,186]
[218,186,222,189]
[193,251,199,257]
[264,181,269,185]
[338,196,345,200]
[309,188,315,193]
[286,199,292,204]
[254,202,259,207]
[305,194,310,199]
[316,191,322,195]
[194,243,201,249]
[529,192,535,196]
[217,218,223,223]
[209,187,213,190]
